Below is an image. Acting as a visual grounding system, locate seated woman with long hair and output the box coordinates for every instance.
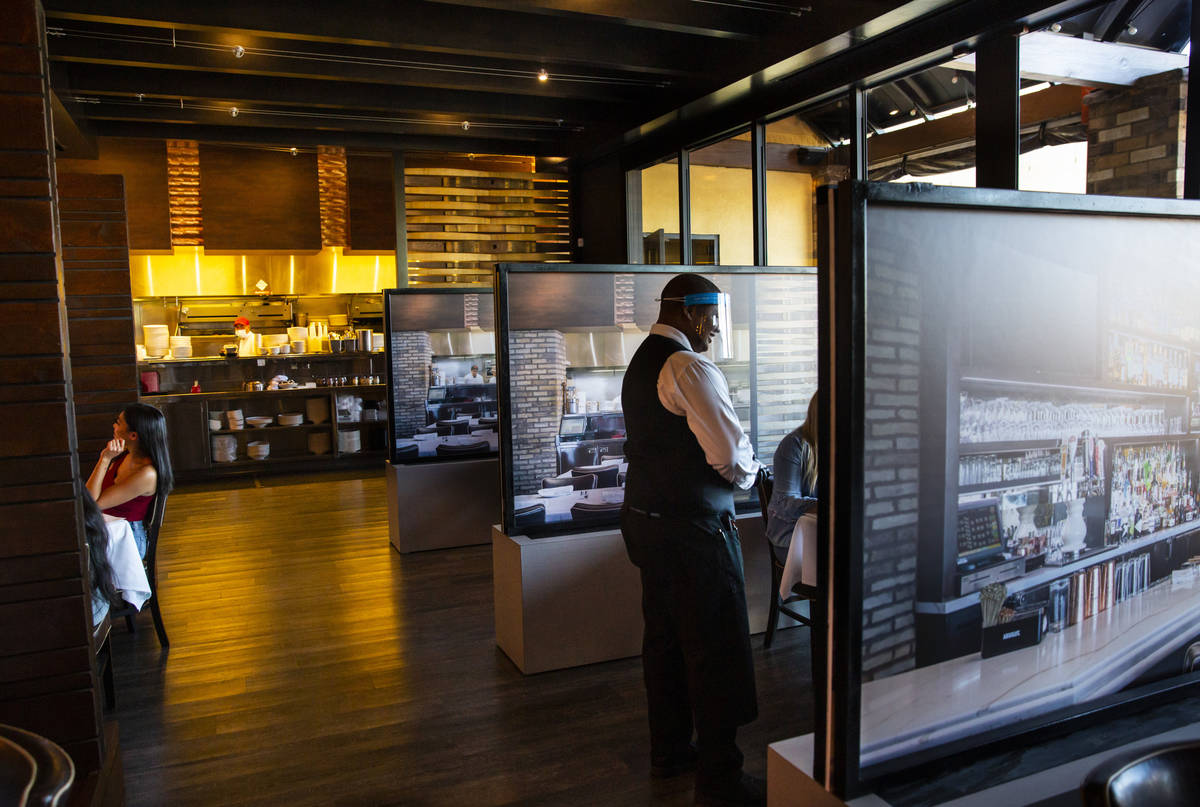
[766,392,819,548]
[85,403,174,558]
[82,490,122,625]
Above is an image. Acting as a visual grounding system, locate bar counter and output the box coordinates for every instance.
[862,574,1200,767]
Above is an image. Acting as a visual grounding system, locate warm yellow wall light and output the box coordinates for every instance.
[241,256,247,295]
[194,247,202,295]
[146,255,154,297]
[289,255,295,295]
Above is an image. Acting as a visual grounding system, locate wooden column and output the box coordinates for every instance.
[57,173,138,471]
[0,0,105,777]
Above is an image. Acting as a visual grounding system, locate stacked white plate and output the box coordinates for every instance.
[278,412,304,426]
[170,335,192,359]
[211,435,237,463]
[337,430,361,454]
[305,397,330,424]
[143,325,169,358]
[248,440,270,460]
[287,326,308,343]
[308,432,332,455]
[208,415,223,432]
[264,333,289,348]
[225,409,244,430]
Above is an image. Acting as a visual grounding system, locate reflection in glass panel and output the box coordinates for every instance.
[765,98,850,266]
[689,133,752,265]
[636,158,681,264]
[865,59,978,187]
[500,268,816,535]
[386,290,498,463]
[856,193,1200,774]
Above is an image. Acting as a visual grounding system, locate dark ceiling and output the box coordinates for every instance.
[44,0,904,161]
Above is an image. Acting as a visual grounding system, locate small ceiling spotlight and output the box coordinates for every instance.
[1049,22,1062,33]
[951,74,959,84]
[909,109,917,116]
[230,106,239,117]
[290,147,298,156]
[461,120,470,130]
[889,108,899,116]
[537,68,549,82]
[136,92,144,101]
[1126,24,1138,36]
[233,45,245,58]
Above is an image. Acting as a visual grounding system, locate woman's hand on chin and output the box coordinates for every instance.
[101,438,125,462]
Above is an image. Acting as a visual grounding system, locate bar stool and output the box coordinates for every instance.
[1081,739,1200,806]
[0,724,75,807]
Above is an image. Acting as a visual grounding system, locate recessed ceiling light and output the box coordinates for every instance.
[537,68,549,82]
[461,120,470,130]
[290,147,298,156]
[233,45,245,58]
[230,107,239,117]
[889,109,899,116]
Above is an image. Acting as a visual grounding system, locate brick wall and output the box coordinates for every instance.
[754,276,819,458]
[1086,69,1186,198]
[390,331,431,437]
[509,330,566,495]
[860,257,922,680]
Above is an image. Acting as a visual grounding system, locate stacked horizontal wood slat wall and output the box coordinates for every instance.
[405,167,570,284]
[56,138,171,251]
[57,172,138,469]
[0,0,104,777]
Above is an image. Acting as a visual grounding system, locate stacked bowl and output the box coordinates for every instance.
[225,409,244,430]
[211,435,237,463]
[170,335,192,359]
[247,440,270,461]
[337,430,361,454]
[143,325,169,358]
[278,412,304,427]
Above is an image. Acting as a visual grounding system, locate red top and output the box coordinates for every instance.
[100,454,154,522]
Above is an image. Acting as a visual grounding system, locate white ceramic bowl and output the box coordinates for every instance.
[246,416,273,428]
[278,413,304,426]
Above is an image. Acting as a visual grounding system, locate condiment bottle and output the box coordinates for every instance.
[190,379,202,393]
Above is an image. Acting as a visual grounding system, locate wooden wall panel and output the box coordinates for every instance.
[199,144,321,251]
[57,172,138,480]
[0,0,103,777]
[57,137,172,250]
[347,154,396,251]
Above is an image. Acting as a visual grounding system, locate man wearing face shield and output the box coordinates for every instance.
[620,273,763,806]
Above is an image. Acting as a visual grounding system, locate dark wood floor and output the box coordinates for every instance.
[108,469,814,806]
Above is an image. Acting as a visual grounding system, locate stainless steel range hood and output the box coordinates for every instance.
[177,298,293,333]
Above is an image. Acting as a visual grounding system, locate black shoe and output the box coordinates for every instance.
[651,745,698,778]
[694,772,767,806]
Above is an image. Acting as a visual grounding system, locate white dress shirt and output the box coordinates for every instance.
[651,323,759,490]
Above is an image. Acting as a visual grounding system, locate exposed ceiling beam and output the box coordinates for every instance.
[45,23,678,103]
[945,30,1189,87]
[85,119,565,156]
[65,99,570,144]
[57,63,632,126]
[423,0,807,39]
[42,0,739,77]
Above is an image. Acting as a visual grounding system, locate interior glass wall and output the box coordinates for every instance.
[495,265,815,536]
[385,288,498,464]
[636,157,682,264]
[850,186,1200,777]
[688,133,753,265]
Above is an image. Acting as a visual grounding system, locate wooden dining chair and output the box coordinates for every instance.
[513,503,546,532]
[109,492,170,648]
[569,500,623,527]
[756,469,819,649]
[395,443,420,461]
[0,724,75,807]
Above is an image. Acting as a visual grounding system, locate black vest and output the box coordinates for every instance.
[622,333,735,518]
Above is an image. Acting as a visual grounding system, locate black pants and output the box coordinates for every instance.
[621,507,758,783]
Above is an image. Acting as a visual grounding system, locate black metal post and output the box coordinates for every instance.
[975,31,1021,190]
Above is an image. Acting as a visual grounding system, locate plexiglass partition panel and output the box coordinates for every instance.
[496,265,816,536]
[384,288,498,464]
[852,185,1200,778]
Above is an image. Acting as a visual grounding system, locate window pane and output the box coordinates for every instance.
[633,158,680,264]
[689,133,753,265]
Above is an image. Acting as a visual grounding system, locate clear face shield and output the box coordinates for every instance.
[662,291,733,360]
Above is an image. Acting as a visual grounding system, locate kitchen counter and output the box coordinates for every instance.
[143,384,384,401]
[138,351,384,365]
[862,574,1200,767]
